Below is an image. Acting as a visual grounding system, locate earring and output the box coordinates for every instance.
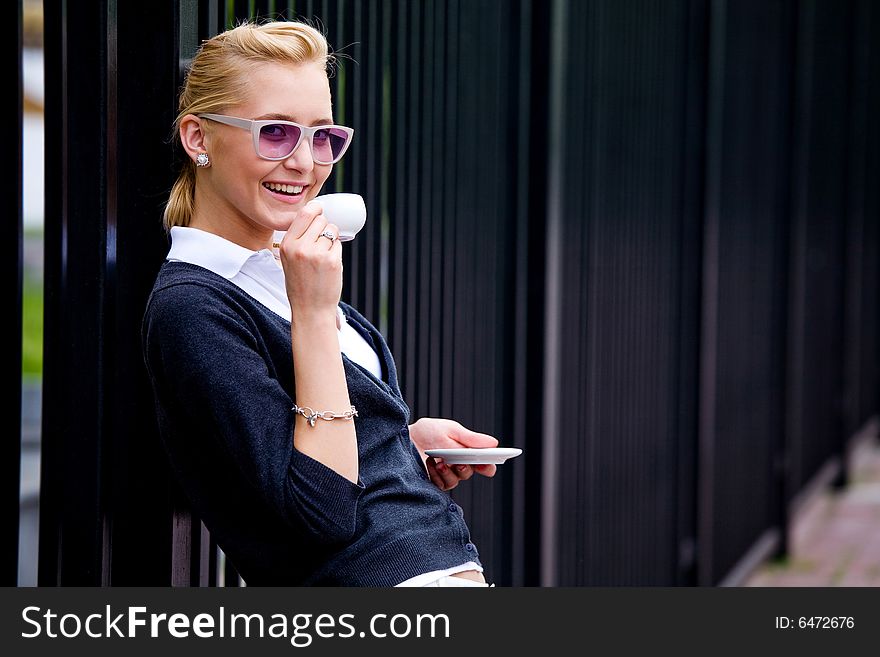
[196,152,211,167]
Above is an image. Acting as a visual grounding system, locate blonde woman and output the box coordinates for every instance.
[142,20,497,586]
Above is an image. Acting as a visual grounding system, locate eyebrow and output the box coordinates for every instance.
[255,113,335,126]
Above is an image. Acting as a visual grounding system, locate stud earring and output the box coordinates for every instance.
[196,152,211,167]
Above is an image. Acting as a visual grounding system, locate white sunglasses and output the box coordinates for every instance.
[198,113,354,164]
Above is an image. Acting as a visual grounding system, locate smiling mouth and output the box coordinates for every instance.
[263,182,305,196]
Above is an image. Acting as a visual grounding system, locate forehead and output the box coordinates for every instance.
[235,61,332,121]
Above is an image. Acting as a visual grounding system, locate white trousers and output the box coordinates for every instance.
[422,575,493,587]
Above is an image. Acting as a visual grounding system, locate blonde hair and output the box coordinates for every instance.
[164,20,333,230]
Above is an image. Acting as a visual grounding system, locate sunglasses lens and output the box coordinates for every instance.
[258,123,302,159]
[312,127,352,163]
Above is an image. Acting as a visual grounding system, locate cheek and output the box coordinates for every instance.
[314,165,333,190]
[226,161,273,192]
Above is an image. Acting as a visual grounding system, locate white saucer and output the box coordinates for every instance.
[424,448,523,465]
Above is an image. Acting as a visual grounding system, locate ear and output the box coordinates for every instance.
[179,114,210,163]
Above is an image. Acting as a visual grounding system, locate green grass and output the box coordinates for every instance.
[22,272,43,377]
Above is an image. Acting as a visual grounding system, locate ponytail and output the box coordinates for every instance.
[163,161,196,230]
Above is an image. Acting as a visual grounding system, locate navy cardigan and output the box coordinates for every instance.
[142,261,480,586]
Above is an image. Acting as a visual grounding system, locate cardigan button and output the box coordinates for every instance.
[465,542,475,552]
[448,502,458,513]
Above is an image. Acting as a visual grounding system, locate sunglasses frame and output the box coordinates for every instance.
[197,113,354,164]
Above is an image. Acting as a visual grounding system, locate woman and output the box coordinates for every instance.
[142,20,498,586]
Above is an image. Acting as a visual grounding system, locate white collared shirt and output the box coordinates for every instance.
[166,226,383,379]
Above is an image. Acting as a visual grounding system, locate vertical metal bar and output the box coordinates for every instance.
[427,0,444,418]
[516,0,550,587]
[441,0,456,424]
[40,0,110,586]
[198,0,223,39]
[402,0,421,415]
[540,0,568,587]
[675,0,710,587]
[345,0,364,308]
[198,521,215,586]
[447,0,475,569]
[108,0,180,585]
[378,0,390,336]
[232,0,250,21]
[838,1,857,479]
[843,0,870,439]
[859,0,880,422]
[763,0,798,564]
[697,0,726,587]
[401,0,417,412]
[170,501,197,587]
[509,0,530,587]
[414,0,432,417]
[365,0,381,324]
[461,0,480,540]
[3,0,24,586]
[833,0,858,488]
[387,0,405,376]
[103,0,119,587]
[38,0,62,588]
[566,0,587,587]
[787,0,851,502]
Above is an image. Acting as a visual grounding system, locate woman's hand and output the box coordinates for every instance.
[278,201,343,322]
[408,418,499,491]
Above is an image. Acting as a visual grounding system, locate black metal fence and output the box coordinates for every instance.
[11,0,878,586]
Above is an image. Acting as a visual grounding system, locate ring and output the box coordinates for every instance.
[320,230,337,243]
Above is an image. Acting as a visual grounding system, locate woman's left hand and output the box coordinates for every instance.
[408,418,499,491]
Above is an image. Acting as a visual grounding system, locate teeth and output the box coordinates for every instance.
[264,183,304,195]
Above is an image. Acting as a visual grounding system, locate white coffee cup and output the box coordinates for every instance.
[313,193,367,242]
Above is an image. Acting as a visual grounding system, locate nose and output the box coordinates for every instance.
[282,137,315,173]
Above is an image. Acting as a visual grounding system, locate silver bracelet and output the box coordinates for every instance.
[292,403,358,427]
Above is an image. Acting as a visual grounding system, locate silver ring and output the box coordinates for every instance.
[320,230,337,243]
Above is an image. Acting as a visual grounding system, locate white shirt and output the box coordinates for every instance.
[166,226,481,587]
[167,226,382,378]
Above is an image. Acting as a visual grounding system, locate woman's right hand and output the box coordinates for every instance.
[278,200,343,323]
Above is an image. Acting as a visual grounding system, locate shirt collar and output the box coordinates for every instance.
[167,226,284,279]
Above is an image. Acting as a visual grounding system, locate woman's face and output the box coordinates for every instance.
[201,61,335,236]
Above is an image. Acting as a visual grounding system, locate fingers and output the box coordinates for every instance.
[318,223,340,248]
[287,200,325,240]
[474,464,497,478]
[426,458,489,491]
[427,458,464,491]
[278,202,344,316]
[299,207,331,243]
[446,421,499,449]
[286,200,340,246]
[279,209,340,262]
[426,461,447,490]
[453,464,475,481]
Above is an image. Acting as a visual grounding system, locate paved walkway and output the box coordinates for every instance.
[745,431,880,587]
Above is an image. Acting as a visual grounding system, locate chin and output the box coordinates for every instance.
[261,205,301,227]
[268,217,297,232]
